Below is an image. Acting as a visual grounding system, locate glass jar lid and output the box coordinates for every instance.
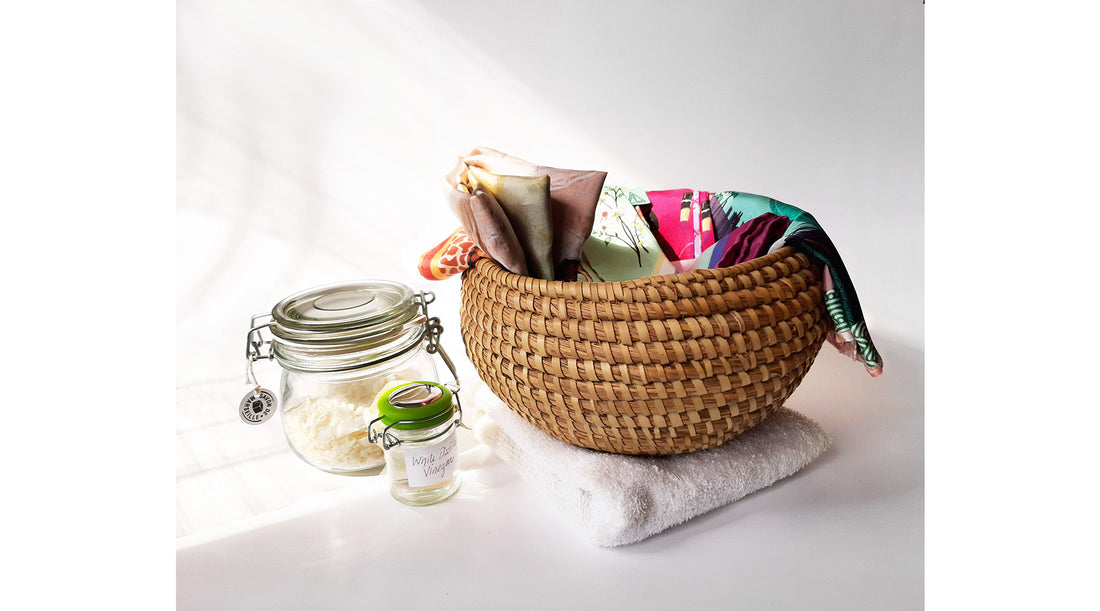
[268,280,426,373]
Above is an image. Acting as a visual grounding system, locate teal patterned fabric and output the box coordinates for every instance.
[625,186,884,377]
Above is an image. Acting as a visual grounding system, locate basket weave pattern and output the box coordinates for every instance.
[460,246,827,455]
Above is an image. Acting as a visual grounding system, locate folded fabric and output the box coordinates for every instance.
[443,160,529,276]
[463,147,607,282]
[417,226,484,281]
[469,379,831,547]
[643,189,716,261]
[708,191,883,376]
[711,190,820,242]
[788,232,883,376]
[467,165,556,280]
[423,175,884,376]
[579,186,667,281]
[691,212,790,270]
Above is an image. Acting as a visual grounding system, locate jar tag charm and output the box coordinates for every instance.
[239,387,277,425]
[240,354,277,425]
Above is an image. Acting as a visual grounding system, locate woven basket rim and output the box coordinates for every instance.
[472,246,799,294]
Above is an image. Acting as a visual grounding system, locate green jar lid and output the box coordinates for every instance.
[377,382,454,430]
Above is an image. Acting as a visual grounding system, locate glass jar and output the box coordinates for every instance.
[245,280,446,476]
[372,382,461,506]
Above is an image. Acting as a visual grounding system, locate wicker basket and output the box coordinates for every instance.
[459,246,828,455]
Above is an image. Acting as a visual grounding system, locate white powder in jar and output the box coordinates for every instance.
[280,367,425,472]
[282,396,383,470]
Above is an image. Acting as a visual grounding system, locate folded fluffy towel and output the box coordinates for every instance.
[469,381,831,547]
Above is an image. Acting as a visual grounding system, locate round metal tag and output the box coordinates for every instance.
[239,388,277,425]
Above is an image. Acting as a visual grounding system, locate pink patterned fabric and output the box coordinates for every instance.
[644,189,715,261]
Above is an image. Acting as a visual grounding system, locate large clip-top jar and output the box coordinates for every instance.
[244,280,457,476]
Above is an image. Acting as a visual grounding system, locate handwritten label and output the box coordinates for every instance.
[404,431,457,488]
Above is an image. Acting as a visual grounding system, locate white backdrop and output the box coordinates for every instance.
[178,0,921,386]
[177,0,923,607]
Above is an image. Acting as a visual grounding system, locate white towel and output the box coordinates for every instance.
[469,380,831,547]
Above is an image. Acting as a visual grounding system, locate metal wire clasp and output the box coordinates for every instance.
[425,305,465,433]
[244,313,274,388]
[366,404,464,451]
[416,290,462,395]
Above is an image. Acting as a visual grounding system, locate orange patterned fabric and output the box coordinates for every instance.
[418,226,483,280]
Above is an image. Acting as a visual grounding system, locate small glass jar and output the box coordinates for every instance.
[372,382,461,506]
[246,280,442,475]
